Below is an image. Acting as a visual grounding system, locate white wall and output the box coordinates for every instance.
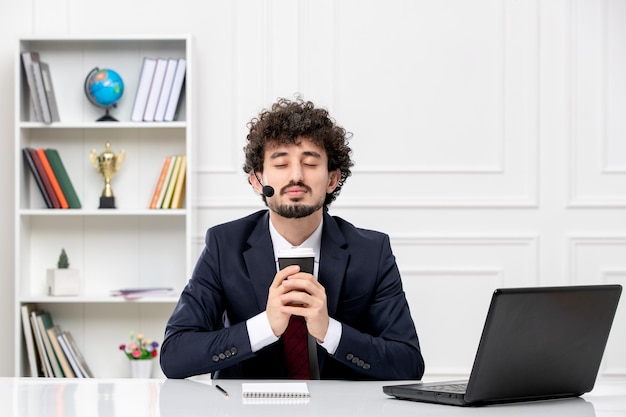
[1,0,624,377]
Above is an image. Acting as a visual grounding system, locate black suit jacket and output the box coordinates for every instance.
[160,210,424,380]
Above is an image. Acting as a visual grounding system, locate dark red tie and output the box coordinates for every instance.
[282,315,310,379]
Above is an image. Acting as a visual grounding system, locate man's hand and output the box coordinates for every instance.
[266,265,330,342]
[266,265,300,337]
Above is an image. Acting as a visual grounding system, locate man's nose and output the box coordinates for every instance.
[288,164,304,183]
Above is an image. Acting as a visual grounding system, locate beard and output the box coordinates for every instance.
[273,201,323,218]
[268,181,325,218]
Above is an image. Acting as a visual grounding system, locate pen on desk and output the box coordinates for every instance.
[215,384,229,398]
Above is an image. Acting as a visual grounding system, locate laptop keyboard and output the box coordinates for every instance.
[421,383,468,394]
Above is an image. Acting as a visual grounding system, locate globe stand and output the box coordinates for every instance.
[97,107,118,122]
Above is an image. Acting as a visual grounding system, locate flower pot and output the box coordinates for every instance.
[47,268,80,296]
[129,359,153,378]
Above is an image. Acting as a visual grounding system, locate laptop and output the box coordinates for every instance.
[383,284,622,406]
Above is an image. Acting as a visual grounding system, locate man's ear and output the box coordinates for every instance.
[327,169,341,193]
[249,171,263,194]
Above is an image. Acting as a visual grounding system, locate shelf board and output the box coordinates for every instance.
[20,209,187,216]
[19,34,191,42]
[19,295,179,304]
[19,121,187,129]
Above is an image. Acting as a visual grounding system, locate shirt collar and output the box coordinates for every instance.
[269,216,323,265]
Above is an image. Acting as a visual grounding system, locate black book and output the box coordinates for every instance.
[23,147,52,208]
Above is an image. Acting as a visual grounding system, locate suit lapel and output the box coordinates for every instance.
[243,212,278,310]
[318,212,349,317]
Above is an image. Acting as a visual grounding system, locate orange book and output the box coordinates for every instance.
[36,148,68,209]
[149,156,172,209]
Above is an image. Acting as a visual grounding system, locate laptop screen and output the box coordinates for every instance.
[465,285,622,404]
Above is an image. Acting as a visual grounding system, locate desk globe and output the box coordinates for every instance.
[84,67,124,121]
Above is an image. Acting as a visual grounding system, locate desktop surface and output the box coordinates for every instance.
[2,377,625,417]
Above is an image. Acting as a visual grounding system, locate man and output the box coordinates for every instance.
[160,97,424,380]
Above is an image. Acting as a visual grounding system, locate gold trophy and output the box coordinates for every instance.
[90,142,126,208]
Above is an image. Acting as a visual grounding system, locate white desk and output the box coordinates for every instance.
[2,377,625,416]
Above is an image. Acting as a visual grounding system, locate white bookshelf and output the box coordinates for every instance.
[14,35,193,378]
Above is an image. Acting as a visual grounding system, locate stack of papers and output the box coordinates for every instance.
[110,287,176,299]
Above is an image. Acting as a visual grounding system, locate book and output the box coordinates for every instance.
[154,58,179,122]
[20,303,42,377]
[36,148,69,209]
[40,62,61,122]
[47,326,75,378]
[130,57,157,121]
[241,382,310,399]
[164,58,186,122]
[28,148,60,208]
[143,58,168,121]
[30,311,52,377]
[60,331,94,378]
[23,148,52,208]
[170,155,186,209]
[156,155,178,208]
[44,149,81,208]
[20,51,44,122]
[36,312,65,377]
[149,156,172,209]
[161,155,182,208]
[56,332,84,377]
[30,52,52,124]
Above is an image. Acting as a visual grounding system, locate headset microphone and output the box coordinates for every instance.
[254,172,275,197]
[262,185,275,198]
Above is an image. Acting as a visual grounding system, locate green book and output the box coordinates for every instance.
[36,312,65,377]
[44,149,81,208]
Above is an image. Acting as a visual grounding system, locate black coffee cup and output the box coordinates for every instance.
[277,248,314,274]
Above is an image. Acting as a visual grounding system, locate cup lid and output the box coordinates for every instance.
[277,247,315,258]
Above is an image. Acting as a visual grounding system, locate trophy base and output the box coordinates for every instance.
[99,196,116,209]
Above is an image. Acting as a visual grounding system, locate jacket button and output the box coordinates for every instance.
[363,363,371,370]
[346,353,354,361]
[219,353,226,360]
[357,359,364,367]
[230,347,238,356]
[212,355,219,362]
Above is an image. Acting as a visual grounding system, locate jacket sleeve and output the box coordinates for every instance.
[330,235,425,380]
[159,229,256,379]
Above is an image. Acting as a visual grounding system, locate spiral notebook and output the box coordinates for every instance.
[242,382,310,399]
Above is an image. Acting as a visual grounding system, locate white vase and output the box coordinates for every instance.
[129,359,153,378]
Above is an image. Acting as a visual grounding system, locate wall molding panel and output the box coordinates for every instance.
[402,268,503,375]
[569,0,626,207]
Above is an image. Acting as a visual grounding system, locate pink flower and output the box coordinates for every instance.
[120,331,160,360]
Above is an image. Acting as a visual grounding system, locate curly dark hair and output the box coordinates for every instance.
[243,97,353,208]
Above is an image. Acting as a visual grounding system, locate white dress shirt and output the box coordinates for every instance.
[246,216,342,356]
